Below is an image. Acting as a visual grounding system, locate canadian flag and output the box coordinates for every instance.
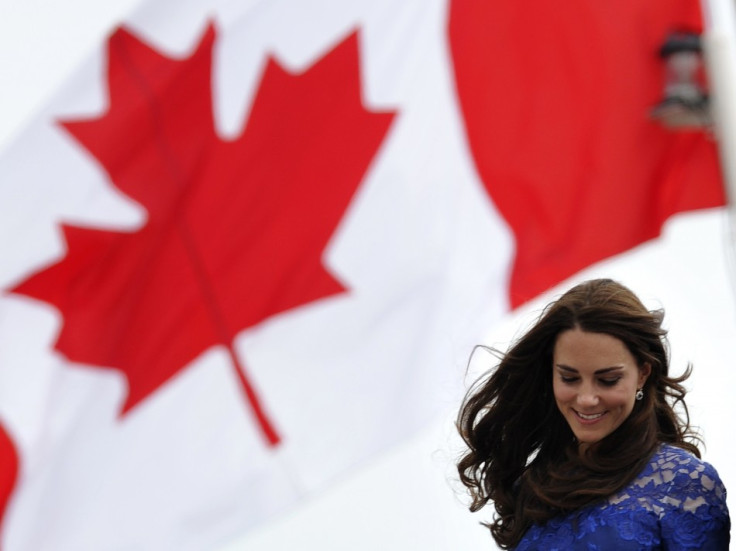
[0,0,727,549]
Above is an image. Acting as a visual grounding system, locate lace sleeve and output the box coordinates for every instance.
[657,453,730,550]
[514,446,730,550]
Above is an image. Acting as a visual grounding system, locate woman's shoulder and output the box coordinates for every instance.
[635,444,731,548]
[634,443,728,511]
[645,444,722,484]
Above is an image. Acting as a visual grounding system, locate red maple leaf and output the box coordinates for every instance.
[11,25,394,446]
[449,0,725,307]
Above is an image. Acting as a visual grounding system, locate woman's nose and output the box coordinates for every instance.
[576,386,599,408]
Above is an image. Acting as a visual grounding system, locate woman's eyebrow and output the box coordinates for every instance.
[594,366,624,374]
[555,364,578,372]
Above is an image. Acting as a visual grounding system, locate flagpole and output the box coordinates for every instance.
[701,0,736,239]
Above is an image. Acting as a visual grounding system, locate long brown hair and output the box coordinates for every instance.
[456,279,700,549]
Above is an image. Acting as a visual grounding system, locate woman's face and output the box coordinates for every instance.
[552,328,650,448]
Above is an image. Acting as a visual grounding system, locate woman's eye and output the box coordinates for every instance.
[560,375,578,383]
[599,378,621,387]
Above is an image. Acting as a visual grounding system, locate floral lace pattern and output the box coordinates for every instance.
[515,445,730,550]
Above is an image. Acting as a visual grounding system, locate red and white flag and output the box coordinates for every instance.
[0,0,724,549]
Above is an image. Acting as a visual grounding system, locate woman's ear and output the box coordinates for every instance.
[638,362,652,387]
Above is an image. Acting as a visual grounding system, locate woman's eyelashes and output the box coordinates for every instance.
[557,374,622,386]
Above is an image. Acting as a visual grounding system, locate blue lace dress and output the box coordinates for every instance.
[515,444,730,550]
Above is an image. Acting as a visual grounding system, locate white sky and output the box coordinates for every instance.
[0,2,734,550]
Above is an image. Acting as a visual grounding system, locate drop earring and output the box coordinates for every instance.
[635,388,644,401]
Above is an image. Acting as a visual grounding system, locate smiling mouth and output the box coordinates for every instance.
[574,410,606,422]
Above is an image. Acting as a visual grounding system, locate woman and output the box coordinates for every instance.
[457,279,730,549]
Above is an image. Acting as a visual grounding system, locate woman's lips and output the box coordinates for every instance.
[573,410,607,424]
